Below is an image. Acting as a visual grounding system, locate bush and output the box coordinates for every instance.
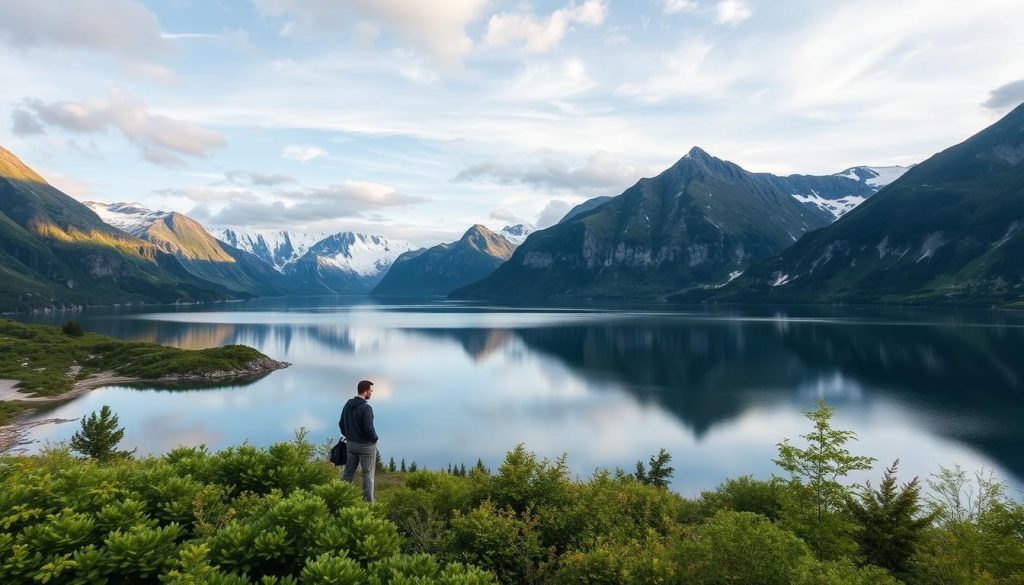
[676,511,812,585]
[61,321,84,337]
[0,437,496,584]
[699,475,786,521]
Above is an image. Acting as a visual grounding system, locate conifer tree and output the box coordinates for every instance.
[409,461,418,472]
[70,405,133,461]
[474,458,489,475]
[400,458,407,473]
[388,457,397,472]
[849,460,934,577]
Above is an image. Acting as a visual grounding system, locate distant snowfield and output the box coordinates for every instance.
[791,193,867,219]
[84,201,168,236]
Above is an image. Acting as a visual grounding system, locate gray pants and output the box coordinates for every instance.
[342,441,376,502]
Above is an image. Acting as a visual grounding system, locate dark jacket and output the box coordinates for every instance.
[339,397,378,444]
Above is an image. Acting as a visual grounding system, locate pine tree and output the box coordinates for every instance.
[474,458,489,475]
[459,463,467,476]
[375,450,385,470]
[388,457,397,472]
[634,461,647,484]
[848,460,934,577]
[409,461,418,472]
[70,405,133,461]
[447,463,453,474]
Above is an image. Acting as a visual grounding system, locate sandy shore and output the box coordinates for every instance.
[0,358,289,454]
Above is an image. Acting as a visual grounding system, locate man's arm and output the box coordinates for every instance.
[338,405,347,437]
[362,404,379,443]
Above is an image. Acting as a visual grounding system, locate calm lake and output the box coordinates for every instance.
[16,298,1024,495]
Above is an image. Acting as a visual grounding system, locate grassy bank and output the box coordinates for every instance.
[0,319,285,425]
[1,405,1023,584]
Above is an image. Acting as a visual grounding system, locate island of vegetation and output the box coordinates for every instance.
[0,319,288,434]
[1,402,1021,584]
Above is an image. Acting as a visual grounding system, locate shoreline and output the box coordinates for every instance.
[0,358,289,454]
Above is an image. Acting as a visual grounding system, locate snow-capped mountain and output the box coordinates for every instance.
[778,165,912,221]
[285,232,415,293]
[499,223,535,246]
[82,201,291,295]
[83,201,169,236]
[212,229,326,272]
[836,165,911,189]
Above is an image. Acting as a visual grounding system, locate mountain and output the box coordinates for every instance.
[699,103,1024,307]
[211,228,325,272]
[372,225,516,296]
[772,165,911,220]
[452,147,831,300]
[499,223,535,246]
[284,232,414,294]
[0,146,231,311]
[85,202,290,296]
[559,196,613,224]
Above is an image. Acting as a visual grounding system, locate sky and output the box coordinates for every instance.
[1,0,1023,246]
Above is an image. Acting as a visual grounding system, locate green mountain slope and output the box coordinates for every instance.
[698,103,1024,307]
[452,147,830,299]
[372,225,515,296]
[0,146,233,311]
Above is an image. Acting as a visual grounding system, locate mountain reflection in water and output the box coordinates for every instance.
[17,300,1024,494]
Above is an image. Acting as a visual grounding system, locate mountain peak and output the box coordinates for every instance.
[686,146,713,159]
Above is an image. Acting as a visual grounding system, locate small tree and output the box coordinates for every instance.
[774,401,875,558]
[70,405,134,460]
[61,321,84,337]
[409,461,418,472]
[848,459,934,577]
[634,449,674,489]
[388,457,397,472]
[400,458,407,473]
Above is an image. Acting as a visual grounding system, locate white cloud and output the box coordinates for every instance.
[455,151,651,195]
[485,0,608,53]
[253,0,486,67]
[715,0,751,25]
[489,208,524,224]
[663,0,698,15]
[983,79,1024,112]
[176,180,428,228]
[0,0,168,58]
[18,89,225,167]
[282,144,328,163]
[507,58,595,101]
[536,200,574,228]
[617,39,740,103]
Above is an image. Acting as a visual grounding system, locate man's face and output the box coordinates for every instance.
[362,386,374,400]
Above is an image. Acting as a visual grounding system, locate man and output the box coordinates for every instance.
[339,379,379,502]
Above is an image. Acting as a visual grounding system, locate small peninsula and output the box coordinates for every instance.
[0,319,288,445]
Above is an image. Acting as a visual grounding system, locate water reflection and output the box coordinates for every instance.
[17,300,1024,494]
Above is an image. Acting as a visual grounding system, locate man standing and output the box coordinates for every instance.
[339,379,379,502]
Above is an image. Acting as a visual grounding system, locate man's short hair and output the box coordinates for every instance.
[357,380,374,394]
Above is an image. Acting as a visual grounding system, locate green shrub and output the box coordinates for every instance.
[447,500,545,584]
[676,511,812,585]
[699,475,786,521]
[61,321,84,337]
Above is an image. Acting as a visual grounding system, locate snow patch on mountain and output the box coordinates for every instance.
[791,193,867,220]
[499,223,535,246]
[84,201,168,236]
[836,165,911,188]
